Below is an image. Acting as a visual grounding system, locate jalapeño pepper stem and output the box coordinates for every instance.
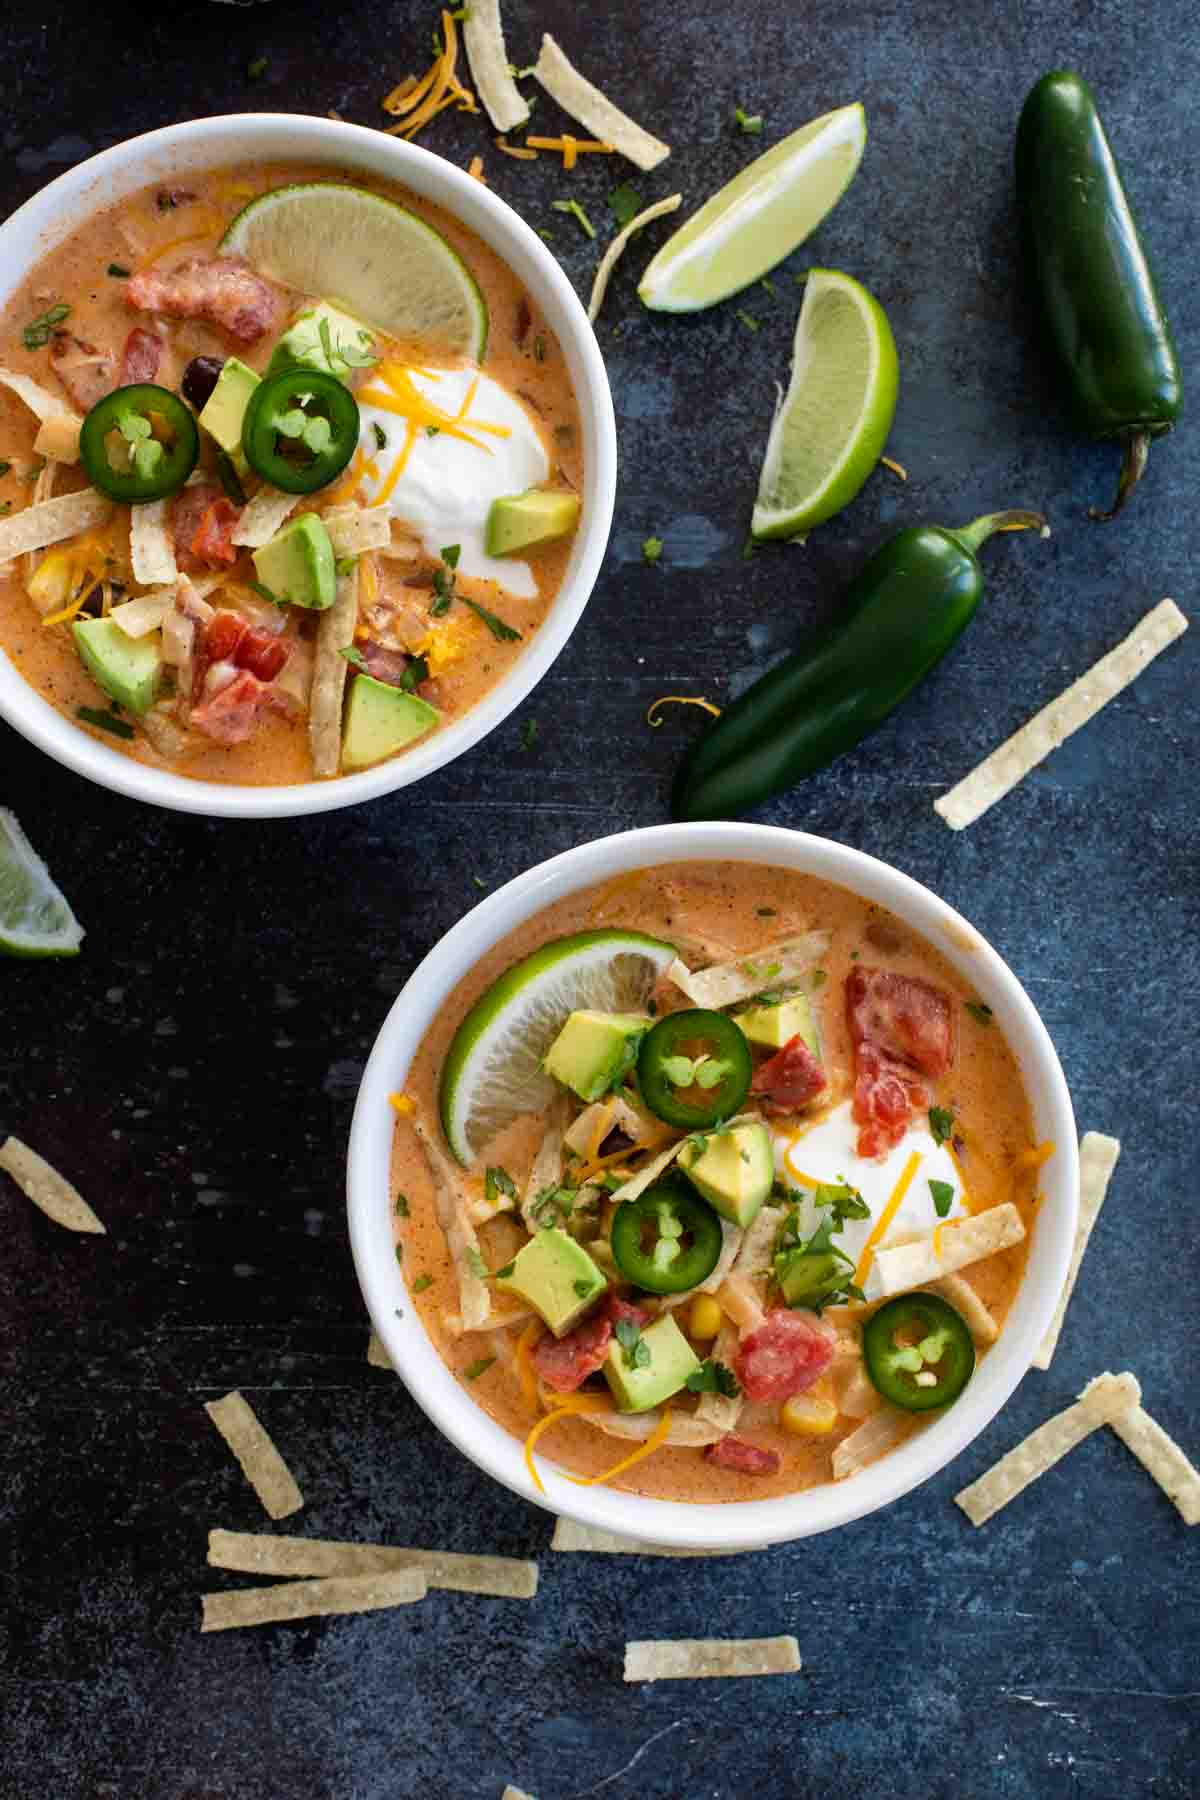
[1088,429,1149,523]
[947,509,1048,558]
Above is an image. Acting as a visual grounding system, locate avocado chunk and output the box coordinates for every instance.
[71,618,161,716]
[735,992,820,1055]
[542,1010,651,1103]
[485,487,581,557]
[266,302,378,382]
[341,675,440,772]
[494,1227,607,1337]
[602,1312,702,1413]
[252,514,336,611]
[677,1119,774,1228]
[197,356,259,456]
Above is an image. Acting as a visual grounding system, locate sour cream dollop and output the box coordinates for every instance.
[355,366,549,598]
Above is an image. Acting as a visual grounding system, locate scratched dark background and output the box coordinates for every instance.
[1,1,1197,1796]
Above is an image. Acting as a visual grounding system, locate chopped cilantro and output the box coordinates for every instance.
[551,198,596,239]
[248,578,284,608]
[850,949,860,960]
[520,717,538,751]
[532,333,547,362]
[608,183,643,229]
[734,106,764,135]
[484,1166,518,1205]
[509,61,537,79]
[472,875,487,890]
[928,1106,955,1146]
[106,262,131,279]
[0,501,10,517]
[756,906,776,917]
[929,1179,955,1219]
[494,1261,516,1279]
[532,1184,577,1226]
[463,1354,495,1381]
[397,654,429,694]
[614,1317,650,1370]
[22,303,70,350]
[426,424,440,437]
[965,1000,994,1026]
[215,450,247,508]
[394,1242,404,1265]
[411,1273,433,1293]
[441,543,461,570]
[247,56,269,80]
[394,1193,410,1217]
[463,595,522,643]
[736,310,760,332]
[76,705,134,740]
[372,421,388,451]
[686,1359,740,1398]
[810,969,828,989]
[338,645,368,671]
[641,536,664,566]
[334,556,359,578]
[742,537,757,559]
[464,1246,488,1279]
[537,228,554,242]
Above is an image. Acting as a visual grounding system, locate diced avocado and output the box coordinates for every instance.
[266,302,378,382]
[776,1248,849,1309]
[197,356,259,456]
[542,1010,651,1103]
[735,991,820,1055]
[485,487,581,558]
[677,1119,774,1229]
[71,618,161,716]
[494,1227,607,1337]
[341,675,440,772]
[602,1312,702,1413]
[252,514,336,611]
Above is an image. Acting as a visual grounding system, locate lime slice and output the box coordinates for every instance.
[638,104,866,313]
[751,268,898,539]
[221,183,488,361]
[0,809,83,958]
[439,929,676,1164]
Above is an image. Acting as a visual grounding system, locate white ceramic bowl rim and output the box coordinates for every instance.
[0,114,616,818]
[349,822,1079,1549]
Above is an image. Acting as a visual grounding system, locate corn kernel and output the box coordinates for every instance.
[689,1295,723,1341]
[781,1394,838,1437]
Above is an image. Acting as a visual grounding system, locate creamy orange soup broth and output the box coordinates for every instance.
[0,161,582,784]
[392,862,1041,1506]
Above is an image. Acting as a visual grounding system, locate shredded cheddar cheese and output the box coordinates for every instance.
[523,1392,609,1494]
[356,363,513,501]
[137,212,224,271]
[853,1150,922,1291]
[414,614,477,674]
[646,695,722,727]
[880,455,909,481]
[526,136,615,166]
[37,529,119,628]
[564,1405,674,1486]
[467,155,486,183]
[496,136,538,160]
[388,1092,415,1116]
[382,10,478,141]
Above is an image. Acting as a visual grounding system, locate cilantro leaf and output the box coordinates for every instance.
[965,1000,994,1026]
[641,536,664,565]
[441,543,462,571]
[464,1246,488,1279]
[23,302,70,350]
[929,1179,955,1218]
[928,1106,955,1146]
[394,1193,410,1217]
[520,717,538,751]
[494,1261,516,1279]
[686,1359,740,1398]
[463,596,522,642]
[484,1166,517,1204]
[76,705,134,741]
[463,1355,495,1381]
[551,198,596,239]
[249,578,284,609]
[614,1317,650,1369]
[106,262,131,279]
[608,183,643,229]
[372,422,388,451]
[411,1273,433,1293]
[734,106,764,135]
[339,645,368,671]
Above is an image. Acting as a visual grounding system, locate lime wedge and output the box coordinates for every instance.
[751,268,898,539]
[0,809,83,958]
[439,929,676,1164]
[221,183,488,361]
[638,104,866,313]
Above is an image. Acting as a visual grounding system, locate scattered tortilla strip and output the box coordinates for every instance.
[200,1567,426,1632]
[624,1636,801,1683]
[0,487,111,562]
[1033,1131,1120,1369]
[533,34,670,171]
[232,485,296,548]
[692,1323,743,1434]
[550,1517,742,1557]
[0,365,73,423]
[108,589,173,638]
[666,931,830,1011]
[832,1407,909,1479]
[310,563,358,779]
[564,1092,657,1159]
[833,1356,880,1420]
[0,1135,105,1234]
[413,1117,492,1331]
[715,1272,766,1334]
[586,1407,723,1448]
[203,1391,304,1520]
[733,1203,786,1277]
[609,1136,686,1205]
[366,1329,393,1370]
[519,1092,569,1229]
[935,599,1188,829]
[462,0,530,132]
[661,1220,743,1311]
[954,1371,1140,1526]
[1109,1404,1200,1526]
[129,498,177,587]
[863,1202,1026,1301]
[501,1788,536,1800]
[929,1273,1000,1345]
[208,1529,539,1595]
[33,413,82,463]
[324,505,392,557]
[588,193,682,323]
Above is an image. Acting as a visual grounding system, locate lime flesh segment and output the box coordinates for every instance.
[638,104,867,313]
[439,929,677,1165]
[751,268,898,539]
[0,809,83,958]
[221,183,488,362]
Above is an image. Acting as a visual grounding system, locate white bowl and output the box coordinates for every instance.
[349,823,1078,1549]
[0,115,616,818]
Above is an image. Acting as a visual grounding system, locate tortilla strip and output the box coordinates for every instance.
[0,365,74,423]
[624,1636,801,1682]
[1109,1405,1200,1526]
[863,1202,1026,1301]
[928,1272,1000,1345]
[366,1329,393,1370]
[33,413,82,463]
[832,1407,909,1479]
[200,1568,426,1632]
[207,1529,539,1596]
[585,1408,723,1448]
[935,598,1188,829]
[324,505,392,557]
[563,1093,658,1158]
[0,487,111,562]
[108,589,173,638]
[129,498,177,587]
[309,563,358,778]
[1033,1131,1120,1369]
[715,1272,765,1334]
[204,1391,304,1520]
[666,931,830,1011]
[660,1220,743,1313]
[550,1517,742,1557]
[533,35,670,171]
[462,0,531,132]
[231,484,296,548]
[733,1203,786,1276]
[0,1134,105,1234]
[519,1092,570,1229]
[501,1788,537,1800]
[588,194,683,323]
[954,1371,1141,1526]
[413,1117,492,1331]
[692,1323,743,1434]
[608,1136,686,1204]
[833,1356,880,1420]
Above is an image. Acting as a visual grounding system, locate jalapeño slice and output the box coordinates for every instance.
[610,1179,724,1295]
[241,368,360,494]
[637,1008,752,1130]
[79,383,199,502]
[862,1292,975,1412]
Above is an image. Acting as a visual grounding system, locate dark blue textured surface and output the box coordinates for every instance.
[1,3,1197,1796]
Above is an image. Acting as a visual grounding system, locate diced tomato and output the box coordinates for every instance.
[190,497,240,568]
[189,669,268,746]
[118,326,163,386]
[237,627,288,683]
[735,1309,835,1403]
[749,1033,828,1116]
[171,485,223,572]
[204,611,245,664]
[532,1294,651,1394]
[846,966,955,1157]
[705,1436,782,1476]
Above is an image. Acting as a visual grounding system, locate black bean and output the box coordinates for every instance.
[181,356,225,412]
